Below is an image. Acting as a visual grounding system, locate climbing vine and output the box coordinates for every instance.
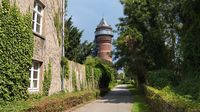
[86,65,92,81]
[0,0,33,103]
[53,9,62,46]
[42,62,52,96]
[72,70,77,91]
[61,57,69,79]
[94,68,102,87]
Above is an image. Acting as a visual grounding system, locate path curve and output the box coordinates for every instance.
[71,84,133,112]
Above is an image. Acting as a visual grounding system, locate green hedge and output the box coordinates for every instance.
[0,0,33,103]
[85,56,117,90]
[0,90,100,112]
[26,90,100,112]
[145,86,200,112]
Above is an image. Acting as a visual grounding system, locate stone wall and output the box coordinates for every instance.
[64,61,96,92]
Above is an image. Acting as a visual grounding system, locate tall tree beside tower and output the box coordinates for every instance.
[64,17,94,64]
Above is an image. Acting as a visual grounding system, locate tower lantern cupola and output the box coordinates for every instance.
[95,18,113,37]
[94,18,113,62]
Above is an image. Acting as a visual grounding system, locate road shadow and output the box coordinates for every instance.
[99,85,133,104]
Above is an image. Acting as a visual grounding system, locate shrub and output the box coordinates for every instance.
[26,90,100,112]
[146,69,175,89]
[0,90,100,112]
[0,0,33,103]
[145,86,200,112]
[176,78,200,101]
[85,56,117,90]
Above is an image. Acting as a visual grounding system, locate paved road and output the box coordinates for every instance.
[71,85,133,112]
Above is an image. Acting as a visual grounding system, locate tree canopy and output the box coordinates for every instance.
[64,17,94,63]
[115,0,200,100]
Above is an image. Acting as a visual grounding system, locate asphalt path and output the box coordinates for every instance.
[71,84,133,112]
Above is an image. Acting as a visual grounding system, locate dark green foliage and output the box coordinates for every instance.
[64,17,81,61]
[176,79,200,101]
[76,41,94,63]
[85,56,116,89]
[0,0,33,102]
[42,63,52,96]
[116,0,200,109]
[146,69,176,89]
[114,0,176,87]
[64,17,94,64]
[96,64,111,89]
[179,0,200,100]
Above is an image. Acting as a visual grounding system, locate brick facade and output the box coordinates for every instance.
[96,36,112,62]
[95,18,113,62]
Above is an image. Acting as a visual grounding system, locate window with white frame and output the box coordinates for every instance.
[28,61,41,92]
[32,1,43,34]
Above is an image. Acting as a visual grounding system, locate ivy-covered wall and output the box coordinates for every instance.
[64,60,101,92]
[0,0,64,96]
[0,0,33,102]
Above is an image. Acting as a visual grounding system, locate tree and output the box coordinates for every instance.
[64,17,94,63]
[116,0,200,100]
[64,17,82,61]
[115,0,180,86]
[76,41,94,63]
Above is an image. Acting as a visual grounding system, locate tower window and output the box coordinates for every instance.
[32,1,44,34]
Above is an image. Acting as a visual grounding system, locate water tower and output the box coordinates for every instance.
[94,18,113,62]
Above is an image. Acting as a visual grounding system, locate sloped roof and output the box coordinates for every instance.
[97,18,110,27]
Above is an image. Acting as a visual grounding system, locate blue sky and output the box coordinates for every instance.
[67,0,124,42]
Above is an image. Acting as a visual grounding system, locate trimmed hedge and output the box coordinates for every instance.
[0,0,33,103]
[26,90,100,112]
[145,86,200,112]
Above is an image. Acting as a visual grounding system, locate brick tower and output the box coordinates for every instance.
[94,18,113,62]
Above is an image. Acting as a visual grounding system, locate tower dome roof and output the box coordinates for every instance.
[97,18,110,28]
[95,18,113,37]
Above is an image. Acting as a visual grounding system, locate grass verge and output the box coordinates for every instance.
[127,85,150,112]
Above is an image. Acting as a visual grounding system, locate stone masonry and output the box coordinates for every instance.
[1,0,97,95]
[5,0,63,95]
